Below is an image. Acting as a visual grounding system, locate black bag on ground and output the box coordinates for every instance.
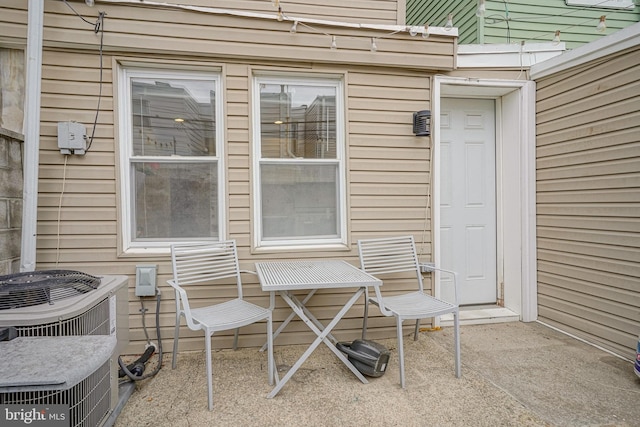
[336,339,390,378]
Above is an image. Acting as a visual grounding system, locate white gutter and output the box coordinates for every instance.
[20,0,44,272]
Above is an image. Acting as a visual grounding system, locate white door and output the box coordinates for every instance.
[440,98,497,305]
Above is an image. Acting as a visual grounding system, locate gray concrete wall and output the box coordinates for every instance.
[0,128,23,275]
[0,47,25,275]
[0,48,24,134]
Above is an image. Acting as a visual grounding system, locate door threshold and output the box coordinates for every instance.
[439,306,519,326]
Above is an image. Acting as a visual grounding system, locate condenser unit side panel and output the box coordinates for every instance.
[0,336,116,427]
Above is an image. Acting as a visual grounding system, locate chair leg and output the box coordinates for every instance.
[453,310,461,378]
[413,319,420,341]
[233,328,239,351]
[396,317,406,389]
[362,300,369,340]
[267,315,274,386]
[206,332,214,411]
[172,312,181,369]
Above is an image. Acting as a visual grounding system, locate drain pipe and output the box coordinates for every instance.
[20,0,44,272]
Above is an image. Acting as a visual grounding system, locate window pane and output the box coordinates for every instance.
[260,83,336,159]
[133,162,218,239]
[261,163,338,239]
[131,78,216,157]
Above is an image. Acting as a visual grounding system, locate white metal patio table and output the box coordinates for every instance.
[255,260,382,398]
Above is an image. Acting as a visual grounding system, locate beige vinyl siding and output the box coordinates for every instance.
[2,1,445,353]
[38,1,454,71]
[535,46,640,360]
[37,49,117,270]
[183,0,402,24]
[348,70,432,246]
[0,2,27,45]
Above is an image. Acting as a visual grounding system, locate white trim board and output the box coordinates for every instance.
[440,307,520,326]
[457,42,566,68]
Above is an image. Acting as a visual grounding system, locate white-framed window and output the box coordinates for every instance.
[117,66,224,252]
[252,74,347,249]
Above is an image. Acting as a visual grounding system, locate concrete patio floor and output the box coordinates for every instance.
[112,322,640,426]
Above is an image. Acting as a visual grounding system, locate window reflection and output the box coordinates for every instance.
[131,79,216,157]
[260,84,336,159]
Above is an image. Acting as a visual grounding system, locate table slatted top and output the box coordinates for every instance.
[255,260,381,291]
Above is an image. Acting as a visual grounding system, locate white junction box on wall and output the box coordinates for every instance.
[57,121,87,155]
[135,264,157,296]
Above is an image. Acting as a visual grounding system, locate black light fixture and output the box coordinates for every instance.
[413,110,431,136]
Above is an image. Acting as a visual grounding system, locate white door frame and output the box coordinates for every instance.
[432,76,538,322]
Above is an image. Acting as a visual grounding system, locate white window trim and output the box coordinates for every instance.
[251,74,347,250]
[116,66,225,253]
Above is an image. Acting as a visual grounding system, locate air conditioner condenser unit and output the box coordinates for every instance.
[0,273,129,427]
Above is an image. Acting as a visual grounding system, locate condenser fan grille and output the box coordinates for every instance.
[0,270,101,310]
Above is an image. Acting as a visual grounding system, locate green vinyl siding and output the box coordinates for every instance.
[481,0,640,48]
[407,0,639,49]
[407,0,480,44]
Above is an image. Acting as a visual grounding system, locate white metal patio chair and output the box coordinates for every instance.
[167,240,274,411]
[357,235,461,388]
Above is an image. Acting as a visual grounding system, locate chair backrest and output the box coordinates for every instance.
[170,240,244,298]
[358,235,424,293]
